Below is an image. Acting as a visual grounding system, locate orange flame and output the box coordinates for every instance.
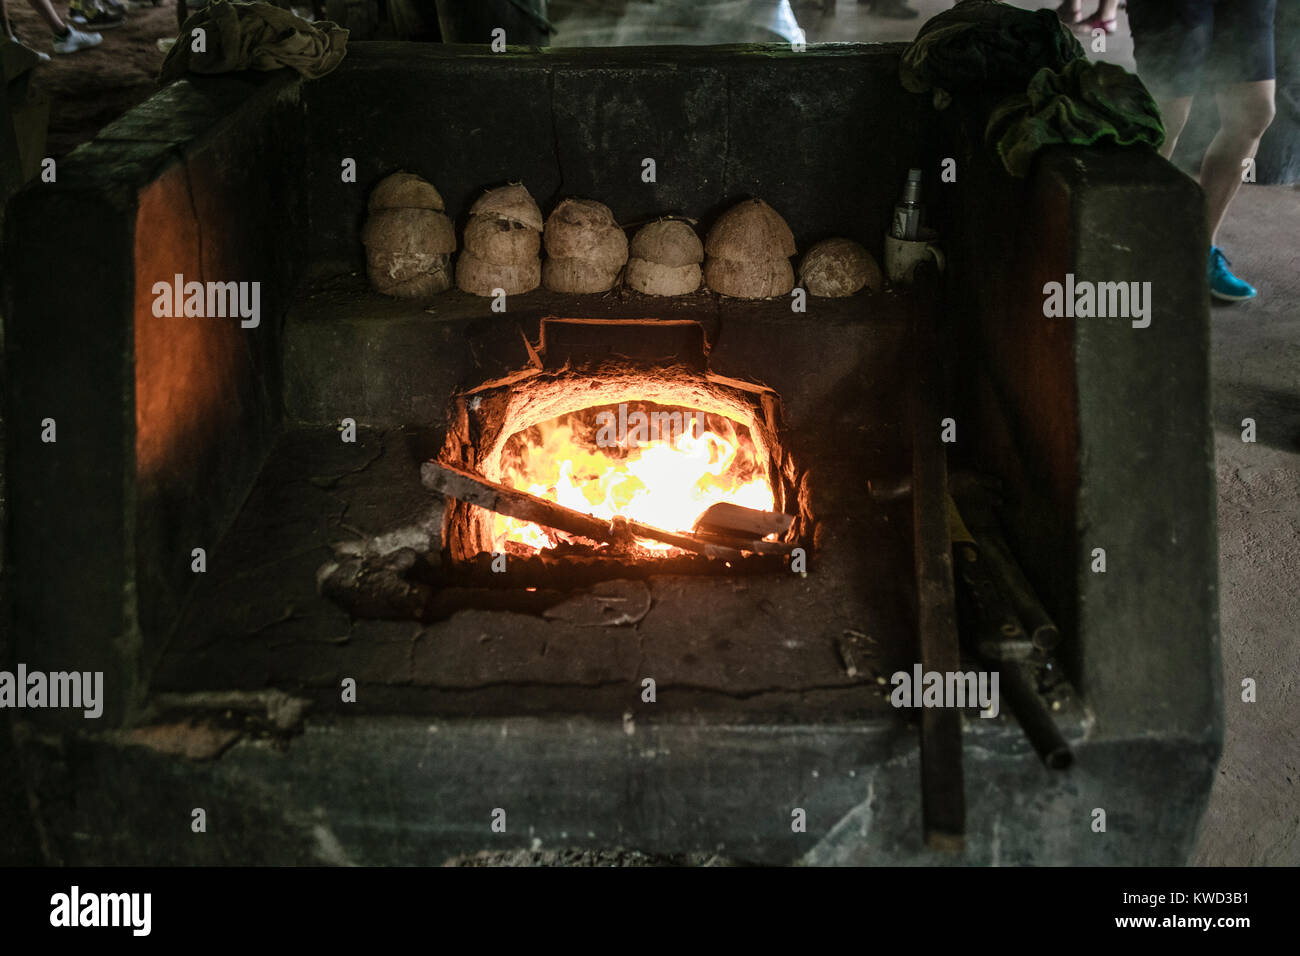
[493,404,774,553]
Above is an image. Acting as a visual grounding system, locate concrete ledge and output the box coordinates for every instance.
[18,711,1219,867]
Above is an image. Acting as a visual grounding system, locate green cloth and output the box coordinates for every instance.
[161,0,348,84]
[900,0,1164,176]
[987,59,1166,177]
[900,0,1084,110]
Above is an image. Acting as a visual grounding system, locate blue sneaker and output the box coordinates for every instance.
[1208,246,1257,302]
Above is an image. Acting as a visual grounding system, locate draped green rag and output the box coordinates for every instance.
[160,0,348,84]
[900,0,1164,177]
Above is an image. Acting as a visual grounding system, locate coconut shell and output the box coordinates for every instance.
[704,255,795,299]
[625,257,701,296]
[543,199,628,271]
[463,214,542,265]
[704,199,797,262]
[367,250,452,297]
[456,251,541,296]
[629,220,703,267]
[468,184,544,232]
[542,256,622,294]
[799,238,882,297]
[361,208,457,255]
[547,197,618,230]
[368,171,445,212]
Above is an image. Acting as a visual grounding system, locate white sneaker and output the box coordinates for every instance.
[52,27,102,54]
[9,34,52,62]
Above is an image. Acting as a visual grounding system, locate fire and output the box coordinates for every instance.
[493,402,775,553]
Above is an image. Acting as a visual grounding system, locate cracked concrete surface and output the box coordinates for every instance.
[1194,184,1300,866]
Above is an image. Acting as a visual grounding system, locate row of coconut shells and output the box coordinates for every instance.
[361,172,882,300]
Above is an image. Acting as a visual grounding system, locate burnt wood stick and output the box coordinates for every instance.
[909,261,966,852]
[422,460,763,560]
[690,531,792,556]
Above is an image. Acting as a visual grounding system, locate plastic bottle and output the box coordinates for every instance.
[891,168,924,241]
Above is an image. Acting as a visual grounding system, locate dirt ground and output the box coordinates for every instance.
[6,0,177,157]
[1195,182,1300,867]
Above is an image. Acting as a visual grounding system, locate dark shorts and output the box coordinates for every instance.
[1128,0,1277,98]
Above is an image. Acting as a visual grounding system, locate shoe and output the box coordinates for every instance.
[52,26,102,53]
[1208,246,1257,301]
[868,0,919,19]
[9,34,52,62]
[70,7,125,28]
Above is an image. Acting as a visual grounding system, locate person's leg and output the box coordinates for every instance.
[28,0,102,52]
[23,0,66,33]
[1199,0,1276,299]
[1129,0,1212,153]
[864,0,918,21]
[1056,1,1084,25]
[1202,79,1275,244]
[1156,95,1195,159]
[1081,0,1120,31]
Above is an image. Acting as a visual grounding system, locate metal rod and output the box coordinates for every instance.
[996,659,1074,770]
[976,528,1062,653]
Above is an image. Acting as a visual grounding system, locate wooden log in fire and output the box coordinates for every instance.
[693,502,793,540]
[421,460,786,560]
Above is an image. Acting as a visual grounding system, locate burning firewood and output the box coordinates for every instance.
[422,460,786,560]
[692,502,793,540]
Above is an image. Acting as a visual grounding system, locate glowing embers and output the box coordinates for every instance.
[493,401,775,555]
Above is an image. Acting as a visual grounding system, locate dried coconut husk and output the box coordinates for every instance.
[704,255,795,299]
[456,251,541,296]
[704,198,796,262]
[463,214,542,266]
[542,256,622,294]
[362,207,456,297]
[543,198,628,271]
[367,251,453,297]
[798,238,882,297]
[625,257,701,296]
[368,171,445,212]
[629,219,703,267]
[362,207,456,255]
[469,184,544,232]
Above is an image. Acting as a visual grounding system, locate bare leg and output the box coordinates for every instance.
[1201,80,1275,244]
[1156,95,1194,160]
[1082,0,1120,20]
[24,0,66,32]
[1058,1,1084,23]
